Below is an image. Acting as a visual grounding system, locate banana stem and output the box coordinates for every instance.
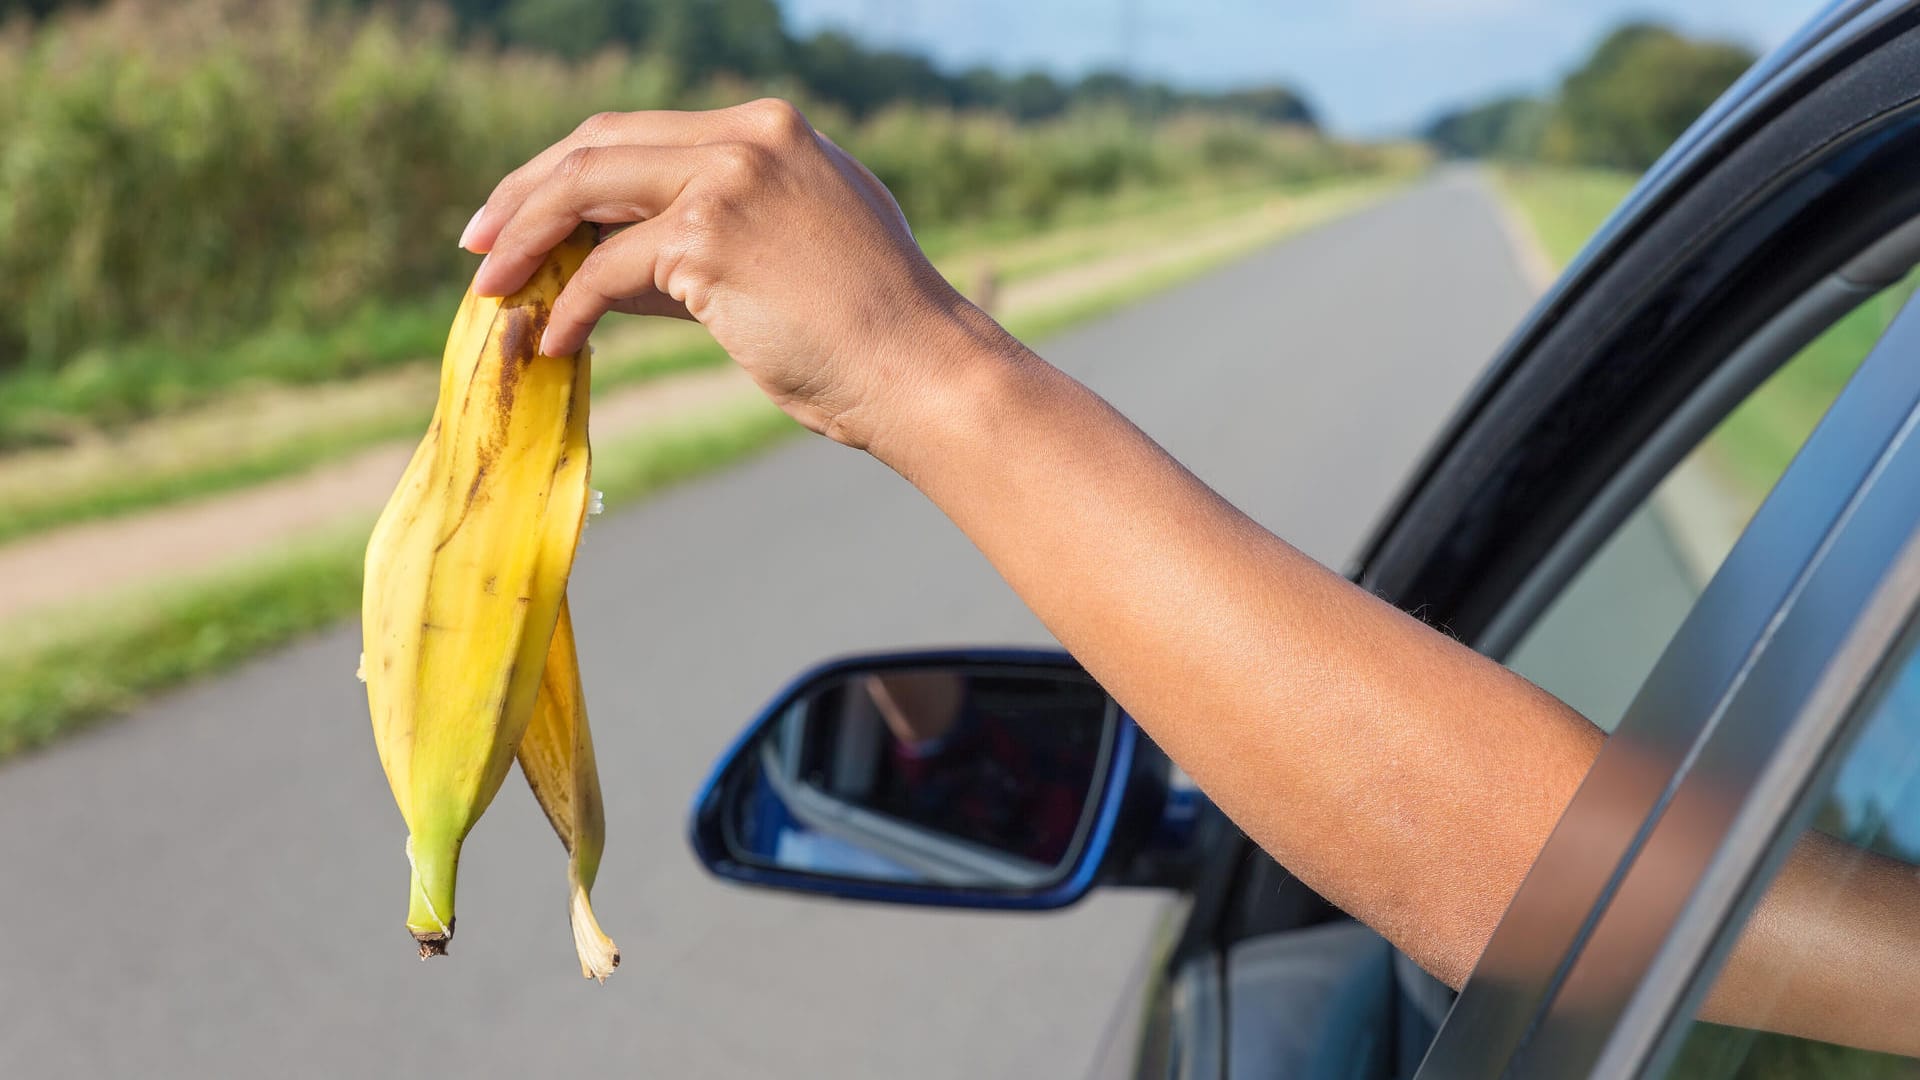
[567,879,621,983]
[405,832,461,958]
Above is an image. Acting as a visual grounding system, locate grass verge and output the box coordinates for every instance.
[1491,165,1637,267]
[0,324,732,547]
[0,398,793,757]
[1705,277,1916,499]
[0,178,1372,547]
[0,175,1408,759]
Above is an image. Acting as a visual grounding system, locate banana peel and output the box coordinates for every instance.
[362,224,619,978]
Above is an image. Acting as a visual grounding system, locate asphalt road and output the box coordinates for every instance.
[0,170,1534,1079]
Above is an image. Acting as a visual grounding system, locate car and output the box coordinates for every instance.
[685,1,1920,1076]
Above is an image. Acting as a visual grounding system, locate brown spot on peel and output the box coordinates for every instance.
[433,463,490,553]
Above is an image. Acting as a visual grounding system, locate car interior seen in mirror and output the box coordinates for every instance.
[704,660,1122,897]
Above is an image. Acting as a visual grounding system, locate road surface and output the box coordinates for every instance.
[0,171,1534,1078]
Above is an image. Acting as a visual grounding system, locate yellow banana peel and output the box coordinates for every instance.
[363,225,618,977]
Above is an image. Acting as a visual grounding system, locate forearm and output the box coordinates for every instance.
[871,306,1606,985]
[1703,834,1920,1055]
[881,310,1920,1044]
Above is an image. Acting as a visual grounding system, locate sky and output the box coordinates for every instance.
[780,0,1833,136]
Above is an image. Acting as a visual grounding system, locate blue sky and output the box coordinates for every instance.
[780,0,1831,135]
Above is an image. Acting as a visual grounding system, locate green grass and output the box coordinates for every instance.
[1493,165,1638,267]
[1704,278,1916,500]
[0,175,1404,759]
[0,323,730,547]
[923,176,1369,285]
[0,414,421,548]
[0,526,369,756]
[0,398,794,758]
[0,294,461,452]
[1667,1021,1918,1078]
[0,176,1390,547]
[999,182,1391,343]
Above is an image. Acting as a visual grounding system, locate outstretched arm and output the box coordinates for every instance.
[462,100,1920,1054]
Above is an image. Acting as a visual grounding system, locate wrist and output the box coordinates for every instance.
[853,293,1044,479]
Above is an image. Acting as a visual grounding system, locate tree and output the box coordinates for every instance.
[0,0,89,15]
[1424,95,1552,160]
[1215,85,1317,127]
[1004,71,1069,121]
[1544,22,1755,170]
[499,0,638,58]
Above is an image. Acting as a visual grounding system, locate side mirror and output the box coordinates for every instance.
[689,649,1139,910]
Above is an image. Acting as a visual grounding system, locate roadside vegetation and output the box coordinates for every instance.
[1427,22,1754,172]
[0,397,793,756]
[0,177,1400,759]
[1490,168,1636,267]
[1706,278,1916,500]
[0,0,1407,452]
[0,176,1395,547]
[0,0,1423,757]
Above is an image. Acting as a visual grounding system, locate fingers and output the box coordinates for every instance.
[471,144,709,299]
[539,220,667,357]
[607,293,696,321]
[463,110,730,255]
[463,101,811,255]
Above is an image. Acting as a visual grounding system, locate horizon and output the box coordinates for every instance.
[779,0,1831,136]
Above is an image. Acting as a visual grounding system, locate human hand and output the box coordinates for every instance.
[461,99,999,451]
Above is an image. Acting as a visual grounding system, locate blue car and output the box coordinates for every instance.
[692,2,1920,1075]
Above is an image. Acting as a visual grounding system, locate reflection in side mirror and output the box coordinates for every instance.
[690,651,1136,910]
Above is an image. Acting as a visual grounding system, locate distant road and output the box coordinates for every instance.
[0,171,1534,1078]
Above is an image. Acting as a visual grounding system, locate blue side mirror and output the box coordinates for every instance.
[689,649,1140,910]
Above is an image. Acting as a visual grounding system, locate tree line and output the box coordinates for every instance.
[1424,22,1757,171]
[2,0,1319,127]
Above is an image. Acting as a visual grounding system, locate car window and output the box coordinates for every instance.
[1647,624,1920,1077]
[1505,273,1917,731]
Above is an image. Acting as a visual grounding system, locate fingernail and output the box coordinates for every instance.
[539,329,560,356]
[458,208,484,251]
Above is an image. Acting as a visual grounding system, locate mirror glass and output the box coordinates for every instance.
[721,665,1117,890]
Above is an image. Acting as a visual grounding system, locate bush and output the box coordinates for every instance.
[0,0,1390,442]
